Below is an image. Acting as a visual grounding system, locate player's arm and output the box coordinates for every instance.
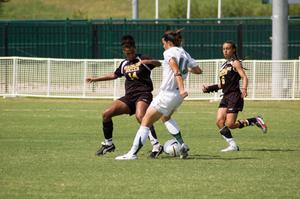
[140,55,161,67]
[202,84,220,93]
[86,72,117,83]
[186,53,202,74]
[188,66,202,74]
[140,59,161,67]
[169,57,188,98]
[233,60,248,98]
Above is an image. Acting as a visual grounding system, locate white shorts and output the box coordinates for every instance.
[150,90,184,116]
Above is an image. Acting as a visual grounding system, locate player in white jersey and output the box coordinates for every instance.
[115,30,202,160]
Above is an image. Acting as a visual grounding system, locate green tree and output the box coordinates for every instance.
[0,0,9,17]
[165,0,300,18]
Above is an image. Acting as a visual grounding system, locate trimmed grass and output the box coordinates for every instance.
[0,98,299,198]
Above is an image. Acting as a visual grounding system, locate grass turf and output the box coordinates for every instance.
[0,98,299,198]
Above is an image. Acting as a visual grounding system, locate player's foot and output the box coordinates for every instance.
[221,145,239,152]
[95,142,115,156]
[179,143,189,159]
[256,116,267,133]
[149,145,163,159]
[115,153,137,160]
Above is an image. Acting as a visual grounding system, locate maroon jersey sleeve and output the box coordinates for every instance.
[114,60,126,77]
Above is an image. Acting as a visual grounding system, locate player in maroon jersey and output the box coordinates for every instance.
[203,41,267,152]
[86,35,163,158]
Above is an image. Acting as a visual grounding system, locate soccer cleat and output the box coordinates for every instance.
[221,145,240,152]
[95,142,116,156]
[179,143,189,159]
[115,153,137,160]
[255,116,267,133]
[149,145,164,159]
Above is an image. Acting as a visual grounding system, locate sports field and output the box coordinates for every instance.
[0,98,299,198]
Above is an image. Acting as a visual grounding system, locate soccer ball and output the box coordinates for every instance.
[163,139,181,157]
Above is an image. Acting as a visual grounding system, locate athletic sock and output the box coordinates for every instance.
[103,120,113,145]
[172,132,184,145]
[104,138,113,146]
[148,126,159,146]
[164,119,184,144]
[128,126,150,155]
[246,118,257,125]
[164,119,180,135]
[220,126,237,146]
[238,118,257,128]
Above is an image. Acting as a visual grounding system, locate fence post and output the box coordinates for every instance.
[12,57,17,96]
[83,60,87,97]
[4,23,9,93]
[113,59,118,100]
[292,60,296,99]
[186,73,190,98]
[252,60,256,99]
[47,59,51,97]
[214,60,219,101]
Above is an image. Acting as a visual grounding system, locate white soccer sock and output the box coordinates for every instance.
[104,138,112,146]
[221,135,237,147]
[164,119,180,135]
[128,126,150,155]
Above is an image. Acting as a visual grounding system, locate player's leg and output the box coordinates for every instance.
[161,115,184,144]
[236,116,267,133]
[217,108,239,152]
[161,115,189,159]
[135,98,163,158]
[96,99,131,156]
[115,106,162,160]
[159,91,189,159]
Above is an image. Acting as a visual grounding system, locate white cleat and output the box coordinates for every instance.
[221,145,239,152]
[115,153,137,160]
[256,116,267,133]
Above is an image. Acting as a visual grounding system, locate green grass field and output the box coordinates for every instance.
[0,98,299,199]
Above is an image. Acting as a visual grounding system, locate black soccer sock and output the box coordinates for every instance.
[149,126,158,139]
[219,126,233,138]
[172,132,184,145]
[149,126,159,145]
[246,118,257,126]
[102,120,113,140]
[237,120,249,128]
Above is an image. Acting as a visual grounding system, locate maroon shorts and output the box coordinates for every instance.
[219,91,244,113]
[118,92,153,115]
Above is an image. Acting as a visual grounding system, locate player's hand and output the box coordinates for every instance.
[241,88,247,98]
[180,90,188,98]
[86,77,95,83]
[202,85,209,93]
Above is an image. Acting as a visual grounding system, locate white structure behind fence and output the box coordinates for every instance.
[0,57,299,100]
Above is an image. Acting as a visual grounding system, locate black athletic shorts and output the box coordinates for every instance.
[118,92,153,115]
[219,91,244,113]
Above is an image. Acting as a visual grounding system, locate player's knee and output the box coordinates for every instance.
[216,119,224,128]
[161,115,171,123]
[135,114,144,123]
[102,110,112,122]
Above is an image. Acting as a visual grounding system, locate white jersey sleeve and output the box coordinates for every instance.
[184,50,198,68]
[160,47,195,92]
